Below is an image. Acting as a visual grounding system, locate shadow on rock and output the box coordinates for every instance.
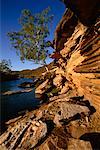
[80,132,100,150]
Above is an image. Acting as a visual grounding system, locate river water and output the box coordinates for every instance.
[0,78,40,124]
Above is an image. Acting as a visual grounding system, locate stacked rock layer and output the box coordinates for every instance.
[0,1,100,149]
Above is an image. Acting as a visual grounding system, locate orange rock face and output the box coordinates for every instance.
[59,20,100,111]
[0,1,100,149]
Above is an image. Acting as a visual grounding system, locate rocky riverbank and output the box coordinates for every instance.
[0,94,100,149]
[0,0,100,149]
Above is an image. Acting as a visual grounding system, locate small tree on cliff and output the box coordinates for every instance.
[8,7,53,65]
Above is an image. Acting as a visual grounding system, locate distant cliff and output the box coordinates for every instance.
[18,62,55,78]
[0,71,19,82]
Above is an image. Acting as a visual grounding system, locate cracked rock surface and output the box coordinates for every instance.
[0,0,100,149]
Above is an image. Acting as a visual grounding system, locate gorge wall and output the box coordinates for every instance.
[0,1,100,149]
[54,17,100,111]
[52,2,100,112]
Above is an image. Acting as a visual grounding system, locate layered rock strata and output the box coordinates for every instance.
[0,1,100,149]
[0,96,95,149]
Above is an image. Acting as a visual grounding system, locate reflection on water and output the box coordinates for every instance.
[0,78,40,123]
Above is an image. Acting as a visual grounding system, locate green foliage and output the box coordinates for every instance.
[51,87,60,94]
[0,59,12,72]
[46,87,60,97]
[8,7,53,64]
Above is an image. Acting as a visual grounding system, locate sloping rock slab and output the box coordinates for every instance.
[35,99,90,126]
[0,120,47,150]
[35,79,49,95]
[2,89,33,96]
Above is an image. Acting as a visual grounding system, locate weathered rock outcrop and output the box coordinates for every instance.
[36,19,100,110]
[54,8,78,51]
[62,0,100,26]
[52,1,100,111]
[58,20,100,111]
[35,79,49,95]
[36,128,92,150]
[0,118,47,150]
[0,0,100,149]
[0,96,93,149]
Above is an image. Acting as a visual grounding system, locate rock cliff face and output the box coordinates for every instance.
[37,10,100,112]
[0,1,100,149]
[58,20,100,111]
[53,5,100,112]
[62,0,100,26]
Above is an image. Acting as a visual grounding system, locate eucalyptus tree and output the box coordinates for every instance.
[8,7,53,65]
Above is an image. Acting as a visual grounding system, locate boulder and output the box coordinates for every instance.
[68,138,92,150]
[67,120,90,139]
[35,127,92,150]
[35,127,68,150]
[18,82,34,88]
[59,81,69,94]
[35,79,49,95]
[35,99,90,127]
[49,93,68,101]
[53,74,63,87]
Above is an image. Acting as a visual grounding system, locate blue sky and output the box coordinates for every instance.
[1,0,65,71]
